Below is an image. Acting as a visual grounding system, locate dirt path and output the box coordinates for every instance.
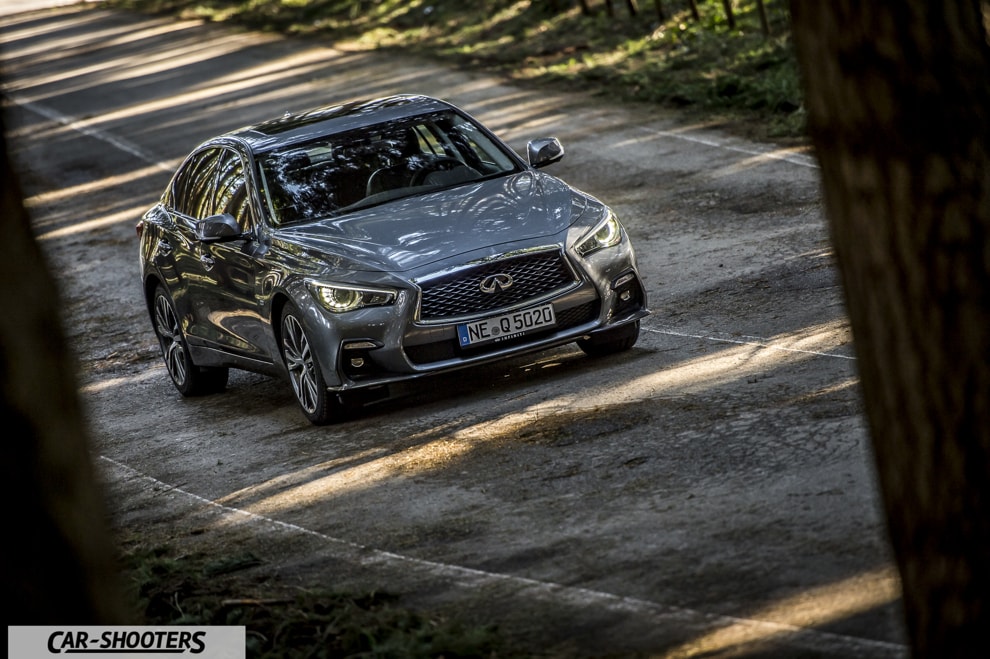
[2,4,907,656]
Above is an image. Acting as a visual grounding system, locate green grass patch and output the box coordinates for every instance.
[103,0,806,140]
[121,543,511,658]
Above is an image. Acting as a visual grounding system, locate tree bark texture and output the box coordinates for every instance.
[1,109,125,622]
[790,2,989,656]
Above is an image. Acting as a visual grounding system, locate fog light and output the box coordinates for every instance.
[620,290,632,302]
[341,339,384,379]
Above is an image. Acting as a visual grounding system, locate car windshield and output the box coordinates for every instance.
[257,110,521,226]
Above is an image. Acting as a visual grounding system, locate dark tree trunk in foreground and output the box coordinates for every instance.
[0,109,124,622]
[790,2,990,656]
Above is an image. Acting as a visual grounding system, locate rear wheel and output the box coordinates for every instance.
[280,304,337,425]
[577,320,640,357]
[152,285,228,396]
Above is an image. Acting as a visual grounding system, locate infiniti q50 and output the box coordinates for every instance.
[137,95,648,424]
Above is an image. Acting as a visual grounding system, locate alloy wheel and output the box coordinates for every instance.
[281,314,319,414]
[154,292,188,387]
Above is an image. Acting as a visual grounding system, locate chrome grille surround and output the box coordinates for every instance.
[415,247,580,323]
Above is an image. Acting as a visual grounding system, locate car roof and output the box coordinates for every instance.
[222,94,455,154]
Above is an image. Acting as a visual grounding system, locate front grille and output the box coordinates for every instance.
[418,250,577,321]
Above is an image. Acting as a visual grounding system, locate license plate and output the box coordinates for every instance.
[457,304,557,347]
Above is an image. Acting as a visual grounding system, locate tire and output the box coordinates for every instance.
[280,304,337,425]
[152,285,228,396]
[577,320,640,357]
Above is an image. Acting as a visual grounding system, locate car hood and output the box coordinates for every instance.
[276,171,589,273]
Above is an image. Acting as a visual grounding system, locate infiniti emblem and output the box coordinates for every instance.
[479,273,513,294]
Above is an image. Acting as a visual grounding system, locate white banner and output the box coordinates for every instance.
[7,627,246,659]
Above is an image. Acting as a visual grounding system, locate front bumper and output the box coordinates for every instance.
[304,246,648,391]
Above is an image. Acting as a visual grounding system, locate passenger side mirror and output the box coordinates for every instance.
[527,137,565,168]
[196,213,242,242]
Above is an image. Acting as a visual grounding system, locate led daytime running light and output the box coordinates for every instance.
[308,281,396,313]
[577,213,623,256]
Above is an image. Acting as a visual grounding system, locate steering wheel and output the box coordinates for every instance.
[410,157,465,186]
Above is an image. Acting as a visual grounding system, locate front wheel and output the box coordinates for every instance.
[152,285,228,396]
[280,304,338,425]
[577,321,640,357]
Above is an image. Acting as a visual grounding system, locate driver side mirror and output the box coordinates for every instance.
[527,137,565,168]
[196,213,243,242]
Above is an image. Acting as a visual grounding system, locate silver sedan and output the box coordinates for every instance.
[138,95,648,424]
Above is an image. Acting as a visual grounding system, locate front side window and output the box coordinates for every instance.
[257,110,521,226]
[171,148,222,219]
[214,150,252,231]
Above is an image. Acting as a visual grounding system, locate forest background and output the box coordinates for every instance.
[107,0,804,141]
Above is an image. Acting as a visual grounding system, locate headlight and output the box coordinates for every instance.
[307,281,396,313]
[576,212,623,257]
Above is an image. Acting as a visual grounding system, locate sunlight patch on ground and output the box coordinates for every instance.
[605,320,852,404]
[710,144,819,177]
[662,566,901,658]
[6,16,270,99]
[34,203,148,240]
[635,124,819,170]
[209,320,853,516]
[25,164,163,210]
[80,366,162,394]
[36,48,334,129]
[214,423,470,516]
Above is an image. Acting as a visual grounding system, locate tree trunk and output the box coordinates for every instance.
[653,0,664,22]
[756,0,771,37]
[790,2,990,656]
[721,0,736,29]
[1,107,125,622]
[687,0,700,22]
